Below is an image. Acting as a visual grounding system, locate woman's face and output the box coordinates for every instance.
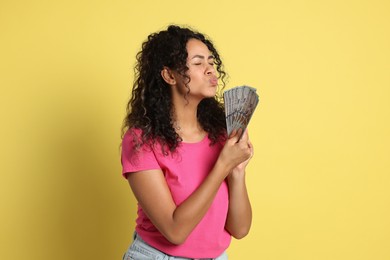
[179,38,218,100]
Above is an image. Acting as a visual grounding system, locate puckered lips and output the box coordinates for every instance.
[209,76,218,86]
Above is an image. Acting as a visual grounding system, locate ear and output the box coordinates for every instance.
[161,67,176,85]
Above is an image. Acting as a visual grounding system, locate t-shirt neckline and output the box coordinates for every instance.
[180,134,208,145]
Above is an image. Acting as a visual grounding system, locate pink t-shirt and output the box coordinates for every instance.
[121,129,231,258]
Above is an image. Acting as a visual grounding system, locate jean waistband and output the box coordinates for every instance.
[133,232,219,260]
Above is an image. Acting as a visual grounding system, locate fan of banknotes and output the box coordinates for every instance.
[223,85,259,140]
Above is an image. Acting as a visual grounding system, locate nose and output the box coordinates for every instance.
[206,64,216,75]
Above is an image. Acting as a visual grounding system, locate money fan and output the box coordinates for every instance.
[223,85,259,140]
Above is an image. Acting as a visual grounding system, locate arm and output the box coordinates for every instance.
[127,131,251,245]
[225,130,253,239]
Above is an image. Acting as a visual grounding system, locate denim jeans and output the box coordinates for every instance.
[123,232,228,260]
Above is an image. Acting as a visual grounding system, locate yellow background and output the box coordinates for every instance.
[1,0,389,259]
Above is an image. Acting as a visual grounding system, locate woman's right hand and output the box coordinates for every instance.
[218,129,252,175]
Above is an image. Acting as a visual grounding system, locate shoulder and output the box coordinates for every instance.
[122,127,145,147]
[122,128,150,158]
[123,127,168,156]
[123,127,142,140]
[121,128,161,177]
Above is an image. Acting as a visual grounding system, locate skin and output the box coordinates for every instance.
[127,39,253,245]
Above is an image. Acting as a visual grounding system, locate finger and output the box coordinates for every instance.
[229,129,238,139]
[238,128,249,143]
[248,139,253,149]
[234,128,247,143]
[248,140,254,157]
[229,129,244,145]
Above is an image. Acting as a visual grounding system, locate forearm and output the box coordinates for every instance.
[225,171,252,239]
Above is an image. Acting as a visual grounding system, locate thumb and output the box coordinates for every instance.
[229,128,242,143]
[238,128,249,143]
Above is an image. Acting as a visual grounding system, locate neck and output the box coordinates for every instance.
[172,96,206,142]
[171,89,202,127]
[173,103,199,131]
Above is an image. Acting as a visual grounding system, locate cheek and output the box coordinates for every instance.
[176,83,190,95]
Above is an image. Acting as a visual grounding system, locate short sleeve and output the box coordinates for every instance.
[121,129,161,178]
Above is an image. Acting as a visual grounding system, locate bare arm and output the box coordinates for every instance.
[225,130,253,239]
[127,131,251,245]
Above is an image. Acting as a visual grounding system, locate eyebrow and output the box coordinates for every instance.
[191,55,214,60]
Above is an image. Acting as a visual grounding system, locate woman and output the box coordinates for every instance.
[121,25,253,259]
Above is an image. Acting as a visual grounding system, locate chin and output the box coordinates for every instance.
[203,93,216,99]
[207,88,217,97]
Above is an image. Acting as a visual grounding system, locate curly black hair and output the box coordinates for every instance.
[122,25,227,153]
